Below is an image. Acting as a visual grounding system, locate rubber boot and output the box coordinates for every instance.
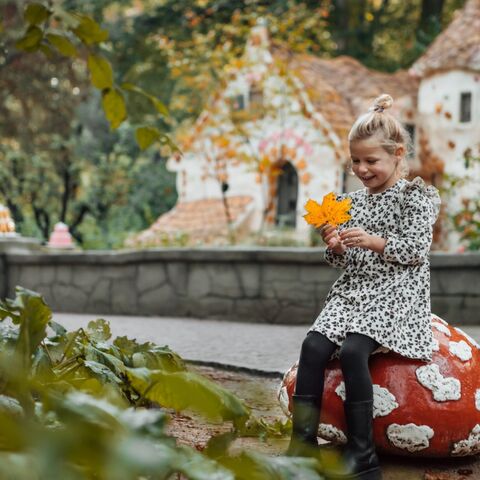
[326,400,381,480]
[285,394,321,458]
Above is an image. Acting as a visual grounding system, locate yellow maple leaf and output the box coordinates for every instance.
[303,192,352,228]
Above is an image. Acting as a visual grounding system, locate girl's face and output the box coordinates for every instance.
[349,136,403,194]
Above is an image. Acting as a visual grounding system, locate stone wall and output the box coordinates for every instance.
[1,248,479,325]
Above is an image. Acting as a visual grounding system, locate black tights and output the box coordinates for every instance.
[295,331,379,403]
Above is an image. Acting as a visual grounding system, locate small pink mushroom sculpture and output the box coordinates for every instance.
[278,314,480,457]
[48,222,75,249]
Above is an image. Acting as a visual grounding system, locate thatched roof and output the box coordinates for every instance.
[411,0,480,77]
[272,45,417,150]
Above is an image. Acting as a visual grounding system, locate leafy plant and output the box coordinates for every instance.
[0,286,322,479]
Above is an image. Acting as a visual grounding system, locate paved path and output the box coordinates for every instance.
[54,313,480,375]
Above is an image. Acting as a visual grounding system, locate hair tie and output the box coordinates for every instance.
[373,105,385,113]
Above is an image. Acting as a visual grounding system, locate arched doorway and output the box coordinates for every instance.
[275,161,298,228]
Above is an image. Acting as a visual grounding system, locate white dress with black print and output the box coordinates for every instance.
[309,176,442,362]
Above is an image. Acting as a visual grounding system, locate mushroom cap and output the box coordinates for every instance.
[278,314,480,457]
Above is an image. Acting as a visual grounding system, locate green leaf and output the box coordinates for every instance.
[70,14,108,45]
[121,82,169,116]
[88,54,113,90]
[15,26,43,51]
[46,33,77,57]
[2,287,52,368]
[126,367,249,422]
[135,126,160,150]
[219,451,322,480]
[86,319,111,343]
[24,4,51,25]
[83,360,123,386]
[102,88,127,130]
[131,346,186,372]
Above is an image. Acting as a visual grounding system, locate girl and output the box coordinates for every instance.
[286,94,441,480]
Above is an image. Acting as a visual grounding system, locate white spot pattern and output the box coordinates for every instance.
[335,382,399,417]
[449,340,472,362]
[454,327,480,349]
[277,385,291,417]
[451,425,480,456]
[317,423,347,445]
[415,364,461,402]
[387,423,434,452]
[432,322,451,337]
[475,390,480,411]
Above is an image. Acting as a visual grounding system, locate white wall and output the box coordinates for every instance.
[417,70,480,249]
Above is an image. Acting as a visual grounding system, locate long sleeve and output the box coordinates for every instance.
[381,180,440,266]
[325,247,351,269]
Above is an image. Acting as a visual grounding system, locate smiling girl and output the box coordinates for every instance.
[286,94,441,480]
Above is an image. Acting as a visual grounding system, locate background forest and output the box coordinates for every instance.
[0,0,467,249]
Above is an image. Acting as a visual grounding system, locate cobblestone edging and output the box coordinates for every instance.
[1,248,479,324]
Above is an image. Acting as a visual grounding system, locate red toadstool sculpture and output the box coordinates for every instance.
[278,314,480,457]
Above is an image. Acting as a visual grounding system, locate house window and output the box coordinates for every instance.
[230,94,245,111]
[460,92,472,123]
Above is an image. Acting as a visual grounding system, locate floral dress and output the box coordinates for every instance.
[309,176,442,362]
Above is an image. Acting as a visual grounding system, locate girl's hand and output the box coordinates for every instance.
[339,227,372,249]
[319,224,347,254]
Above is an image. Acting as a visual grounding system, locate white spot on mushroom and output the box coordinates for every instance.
[451,425,480,456]
[318,423,347,445]
[432,338,440,352]
[449,340,472,362]
[454,327,480,349]
[415,364,461,402]
[335,382,398,417]
[387,423,434,452]
[432,322,451,337]
[277,384,291,417]
[475,390,480,411]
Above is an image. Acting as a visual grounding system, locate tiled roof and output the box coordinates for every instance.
[272,45,418,146]
[411,0,480,77]
[127,196,254,247]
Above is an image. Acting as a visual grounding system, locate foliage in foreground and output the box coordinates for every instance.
[0,286,322,479]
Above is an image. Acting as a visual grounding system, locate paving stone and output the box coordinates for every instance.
[53,313,480,375]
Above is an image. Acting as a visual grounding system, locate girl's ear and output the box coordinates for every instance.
[394,145,405,157]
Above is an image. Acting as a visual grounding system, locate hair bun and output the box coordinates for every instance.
[371,94,393,113]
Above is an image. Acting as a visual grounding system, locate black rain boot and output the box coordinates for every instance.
[326,400,381,480]
[285,394,321,458]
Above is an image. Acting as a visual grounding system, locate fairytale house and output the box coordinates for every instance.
[130,21,416,247]
[131,0,479,249]
[409,0,480,248]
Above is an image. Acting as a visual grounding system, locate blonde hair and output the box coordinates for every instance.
[348,94,411,178]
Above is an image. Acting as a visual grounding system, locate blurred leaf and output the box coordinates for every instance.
[121,82,169,116]
[102,88,127,130]
[46,33,77,57]
[24,3,51,25]
[220,451,322,480]
[70,14,108,45]
[88,54,113,89]
[131,345,186,372]
[15,25,43,51]
[126,367,249,422]
[85,318,111,343]
[135,126,160,150]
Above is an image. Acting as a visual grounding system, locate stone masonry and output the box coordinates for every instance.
[0,248,479,325]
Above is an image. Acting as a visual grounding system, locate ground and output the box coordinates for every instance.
[166,364,480,480]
